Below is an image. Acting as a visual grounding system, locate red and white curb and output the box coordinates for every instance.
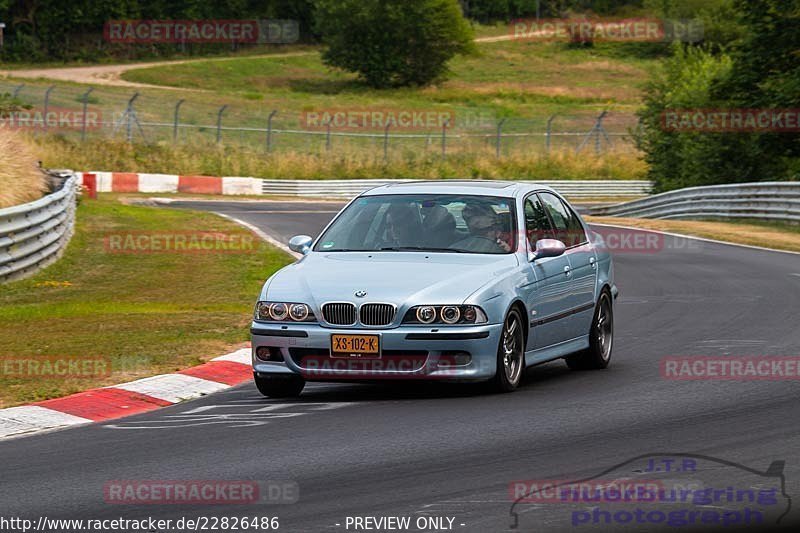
[0,348,253,440]
[77,172,263,196]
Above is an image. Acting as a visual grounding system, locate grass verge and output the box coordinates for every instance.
[28,135,647,181]
[0,194,292,408]
[587,216,800,253]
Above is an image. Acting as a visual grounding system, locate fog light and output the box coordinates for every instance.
[439,352,472,368]
[256,347,284,362]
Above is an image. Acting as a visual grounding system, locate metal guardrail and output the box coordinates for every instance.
[260,180,653,199]
[589,182,800,222]
[0,173,78,283]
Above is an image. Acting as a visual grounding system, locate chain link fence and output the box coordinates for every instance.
[0,81,640,158]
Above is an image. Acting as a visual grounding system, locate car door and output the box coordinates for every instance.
[521,194,575,351]
[538,192,598,339]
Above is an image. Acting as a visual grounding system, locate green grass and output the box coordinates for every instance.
[122,40,654,121]
[0,195,292,407]
[3,37,662,180]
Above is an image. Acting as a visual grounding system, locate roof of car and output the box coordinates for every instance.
[361,180,553,198]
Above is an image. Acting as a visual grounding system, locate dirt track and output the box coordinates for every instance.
[0,51,314,89]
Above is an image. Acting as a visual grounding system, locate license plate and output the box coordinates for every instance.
[330,334,380,359]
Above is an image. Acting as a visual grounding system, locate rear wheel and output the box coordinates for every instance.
[492,308,526,392]
[254,374,305,398]
[566,291,613,370]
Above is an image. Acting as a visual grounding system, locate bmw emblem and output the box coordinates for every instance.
[355,290,368,298]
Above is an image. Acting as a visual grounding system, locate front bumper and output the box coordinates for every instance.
[251,322,504,382]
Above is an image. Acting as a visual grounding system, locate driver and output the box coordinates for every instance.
[453,204,512,253]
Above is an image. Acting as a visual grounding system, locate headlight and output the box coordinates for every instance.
[403,305,488,325]
[255,301,316,323]
[416,306,437,324]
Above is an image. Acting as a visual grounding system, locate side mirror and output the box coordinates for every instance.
[288,235,313,255]
[529,239,566,262]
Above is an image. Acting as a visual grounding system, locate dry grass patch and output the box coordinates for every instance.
[0,132,47,208]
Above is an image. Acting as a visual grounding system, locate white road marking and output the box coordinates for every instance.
[0,406,92,439]
[113,374,229,403]
[213,212,302,258]
[212,348,251,365]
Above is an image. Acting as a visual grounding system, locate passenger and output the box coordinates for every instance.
[422,205,457,248]
[453,204,512,253]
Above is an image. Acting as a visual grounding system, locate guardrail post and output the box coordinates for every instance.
[173,99,185,143]
[42,85,54,132]
[496,118,507,158]
[216,104,228,144]
[80,88,94,142]
[266,110,278,153]
[384,123,391,161]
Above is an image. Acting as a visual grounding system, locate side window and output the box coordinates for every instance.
[560,198,588,247]
[524,196,554,248]
[538,192,571,245]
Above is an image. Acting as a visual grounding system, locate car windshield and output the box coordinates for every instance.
[314,194,517,255]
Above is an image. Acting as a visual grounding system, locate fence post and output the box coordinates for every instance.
[173,99,185,143]
[216,104,228,144]
[441,119,449,159]
[325,119,332,152]
[576,110,610,155]
[80,87,94,142]
[496,118,507,158]
[384,123,391,161]
[266,110,278,153]
[42,86,54,132]
[12,84,24,98]
[546,114,557,155]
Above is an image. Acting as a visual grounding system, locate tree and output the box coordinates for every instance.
[314,0,475,88]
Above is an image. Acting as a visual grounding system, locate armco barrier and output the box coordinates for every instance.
[75,173,653,199]
[260,179,654,199]
[0,173,78,283]
[589,182,800,223]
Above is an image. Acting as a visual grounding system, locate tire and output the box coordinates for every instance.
[492,308,526,392]
[566,290,614,370]
[254,374,305,398]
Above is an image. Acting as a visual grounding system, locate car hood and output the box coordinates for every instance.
[265,252,519,307]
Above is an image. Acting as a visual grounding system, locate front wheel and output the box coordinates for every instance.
[254,374,305,398]
[566,291,614,370]
[492,308,526,392]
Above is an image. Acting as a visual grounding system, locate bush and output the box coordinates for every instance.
[635,45,747,191]
[314,0,476,88]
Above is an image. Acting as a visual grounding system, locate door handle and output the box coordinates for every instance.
[564,266,572,276]
[589,257,597,269]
